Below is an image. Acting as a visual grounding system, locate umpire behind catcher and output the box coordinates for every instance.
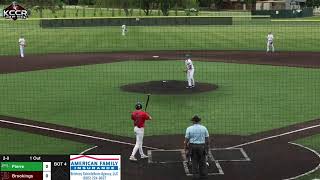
[184,115,210,179]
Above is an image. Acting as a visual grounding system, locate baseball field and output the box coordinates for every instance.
[0,13,320,180]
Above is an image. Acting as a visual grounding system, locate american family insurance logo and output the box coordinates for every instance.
[3,2,28,20]
[70,155,121,180]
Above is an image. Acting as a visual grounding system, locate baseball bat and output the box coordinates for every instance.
[145,94,151,111]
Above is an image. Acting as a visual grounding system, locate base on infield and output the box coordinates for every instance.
[120,80,218,94]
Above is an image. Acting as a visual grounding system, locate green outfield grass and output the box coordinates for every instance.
[0,128,90,154]
[0,18,319,56]
[295,134,320,180]
[0,61,319,137]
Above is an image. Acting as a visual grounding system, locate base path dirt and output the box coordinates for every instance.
[1,50,320,180]
[0,50,319,74]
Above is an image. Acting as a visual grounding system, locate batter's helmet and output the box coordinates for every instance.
[191,115,201,122]
[135,102,143,110]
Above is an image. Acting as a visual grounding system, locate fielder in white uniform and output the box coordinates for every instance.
[266,32,275,53]
[185,55,195,88]
[18,35,26,58]
[121,24,127,36]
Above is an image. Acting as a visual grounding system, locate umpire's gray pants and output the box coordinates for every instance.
[190,144,208,179]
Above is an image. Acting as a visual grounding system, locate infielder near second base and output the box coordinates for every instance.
[185,54,195,88]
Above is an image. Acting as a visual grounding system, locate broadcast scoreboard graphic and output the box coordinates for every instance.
[0,155,121,180]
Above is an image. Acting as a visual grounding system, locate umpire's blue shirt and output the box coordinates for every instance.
[185,124,209,144]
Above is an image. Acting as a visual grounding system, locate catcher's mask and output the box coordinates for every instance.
[185,54,191,59]
[191,115,201,123]
[135,102,143,110]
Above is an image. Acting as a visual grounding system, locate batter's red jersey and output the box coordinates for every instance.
[131,110,150,128]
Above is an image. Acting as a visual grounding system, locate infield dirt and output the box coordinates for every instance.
[0,50,319,180]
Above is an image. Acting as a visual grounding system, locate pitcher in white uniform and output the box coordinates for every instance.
[18,35,26,58]
[266,32,275,53]
[185,54,195,88]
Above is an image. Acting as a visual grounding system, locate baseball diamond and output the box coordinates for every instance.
[0,4,320,180]
[0,51,320,180]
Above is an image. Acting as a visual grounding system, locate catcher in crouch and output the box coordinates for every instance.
[184,115,210,179]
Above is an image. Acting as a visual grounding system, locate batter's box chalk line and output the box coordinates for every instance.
[210,148,251,162]
[147,148,251,176]
[182,161,224,176]
[148,149,185,164]
[148,148,250,163]
[181,149,224,176]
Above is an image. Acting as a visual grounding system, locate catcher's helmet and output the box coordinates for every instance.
[191,115,201,122]
[135,102,143,110]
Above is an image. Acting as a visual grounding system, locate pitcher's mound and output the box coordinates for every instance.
[120,80,218,94]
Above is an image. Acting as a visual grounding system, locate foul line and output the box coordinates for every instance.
[80,146,99,155]
[0,119,163,150]
[227,124,320,149]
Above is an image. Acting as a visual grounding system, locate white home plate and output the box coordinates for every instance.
[153,56,159,58]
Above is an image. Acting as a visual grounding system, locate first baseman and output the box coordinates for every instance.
[121,24,127,36]
[18,35,26,58]
[130,102,152,161]
[266,32,275,53]
[185,54,195,88]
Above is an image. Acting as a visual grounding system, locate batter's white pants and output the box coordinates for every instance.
[187,69,195,87]
[267,41,274,52]
[131,126,145,157]
[19,45,24,58]
[122,30,126,36]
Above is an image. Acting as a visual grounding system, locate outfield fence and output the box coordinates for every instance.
[39,16,233,28]
[0,16,320,56]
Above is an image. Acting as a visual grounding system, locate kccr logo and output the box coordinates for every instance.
[3,1,28,20]
[3,9,28,18]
